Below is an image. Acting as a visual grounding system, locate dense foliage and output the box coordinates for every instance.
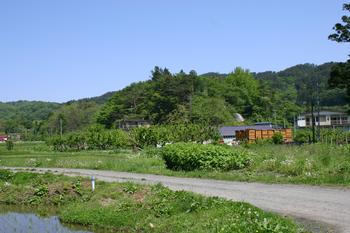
[0,101,60,134]
[328,3,350,103]
[48,125,130,151]
[46,101,100,135]
[294,128,350,144]
[48,124,219,152]
[0,100,101,140]
[272,133,284,144]
[1,62,347,139]
[1,142,350,186]
[131,124,220,149]
[161,143,252,171]
[98,64,346,129]
[5,140,14,151]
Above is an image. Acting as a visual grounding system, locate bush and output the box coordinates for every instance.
[47,126,130,151]
[130,127,159,149]
[47,136,68,152]
[293,130,311,144]
[272,133,284,144]
[5,140,14,151]
[161,143,252,171]
[130,124,220,149]
[0,170,14,181]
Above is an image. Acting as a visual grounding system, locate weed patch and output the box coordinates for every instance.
[161,143,252,171]
[0,170,306,233]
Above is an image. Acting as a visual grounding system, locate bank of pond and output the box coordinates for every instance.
[0,170,308,233]
[0,205,93,233]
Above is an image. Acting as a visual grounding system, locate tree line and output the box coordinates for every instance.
[0,61,347,140]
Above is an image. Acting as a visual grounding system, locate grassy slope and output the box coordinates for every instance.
[0,170,304,233]
[0,142,349,186]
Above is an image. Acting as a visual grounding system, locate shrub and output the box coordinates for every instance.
[161,143,252,171]
[6,140,14,151]
[0,170,14,181]
[47,136,68,152]
[294,130,311,143]
[130,124,220,149]
[130,127,159,149]
[272,132,284,144]
[47,127,130,151]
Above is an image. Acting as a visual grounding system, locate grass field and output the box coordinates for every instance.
[0,170,306,232]
[0,142,349,186]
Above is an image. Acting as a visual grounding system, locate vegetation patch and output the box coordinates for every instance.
[0,170,305,233]
[48,125,130,151]
[47,124,220,152]
[1,142,350,186]
[161,143,252,171]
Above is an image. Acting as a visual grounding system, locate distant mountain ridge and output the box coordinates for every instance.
[0,62,347,133]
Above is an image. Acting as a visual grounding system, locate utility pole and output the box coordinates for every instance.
[189,95,193,122]
[60,117,63,138]
[189,73,195,123]
[316,80,321,142]
[311,101,316,143]
[293,114,297,141]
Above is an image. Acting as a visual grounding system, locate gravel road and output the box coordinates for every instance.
[3,167,350,233]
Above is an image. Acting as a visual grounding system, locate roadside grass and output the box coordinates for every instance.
[0,142,349,186]
[0,170,306,232]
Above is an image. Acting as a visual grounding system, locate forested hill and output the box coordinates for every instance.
[96,63,347,128]
[0,62,347,136]
[0,101,60,133]
[202,62,347,107]
[0,90,118,133]
[253,62,347,106]
[67,91,116,105]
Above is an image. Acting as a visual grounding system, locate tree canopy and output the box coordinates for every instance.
[328,3,350,103]
[0,62,345,138]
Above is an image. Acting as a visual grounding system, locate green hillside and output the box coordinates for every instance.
[0,62,347,138]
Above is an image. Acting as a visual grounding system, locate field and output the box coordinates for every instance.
[0,170,306,232]
[0,142,349,186]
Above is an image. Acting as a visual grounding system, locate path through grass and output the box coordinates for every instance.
[0,142,349,186]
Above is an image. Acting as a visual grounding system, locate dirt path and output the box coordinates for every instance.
[3,167,350,232]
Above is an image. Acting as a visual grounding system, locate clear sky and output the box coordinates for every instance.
[0,0,348,103]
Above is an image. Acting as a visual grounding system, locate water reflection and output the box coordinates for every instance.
[0,212,93,233]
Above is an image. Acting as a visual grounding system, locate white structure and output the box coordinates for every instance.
[297,111,349,128]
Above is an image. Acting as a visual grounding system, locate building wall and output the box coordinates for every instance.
[297,113,349,128]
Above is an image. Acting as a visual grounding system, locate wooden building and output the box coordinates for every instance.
[235,128,293,143]
[117,119,151,131]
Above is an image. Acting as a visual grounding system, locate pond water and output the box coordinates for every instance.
[0,207,93,233]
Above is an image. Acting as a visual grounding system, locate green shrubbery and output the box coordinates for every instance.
[272,132,284,144]
[48,123,220,151]
[293,128,350,144]
[5,140,14,150]
[48,125,130,151]
[293,130,311,143]
[161,143,252,171]
[131,124,220,149]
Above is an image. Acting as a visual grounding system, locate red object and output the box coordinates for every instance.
[0,135,8,142]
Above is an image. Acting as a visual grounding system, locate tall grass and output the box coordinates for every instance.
[0,171,306,233]
[0,142,349,186]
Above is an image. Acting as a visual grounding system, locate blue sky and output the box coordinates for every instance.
[0,0,348,102]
